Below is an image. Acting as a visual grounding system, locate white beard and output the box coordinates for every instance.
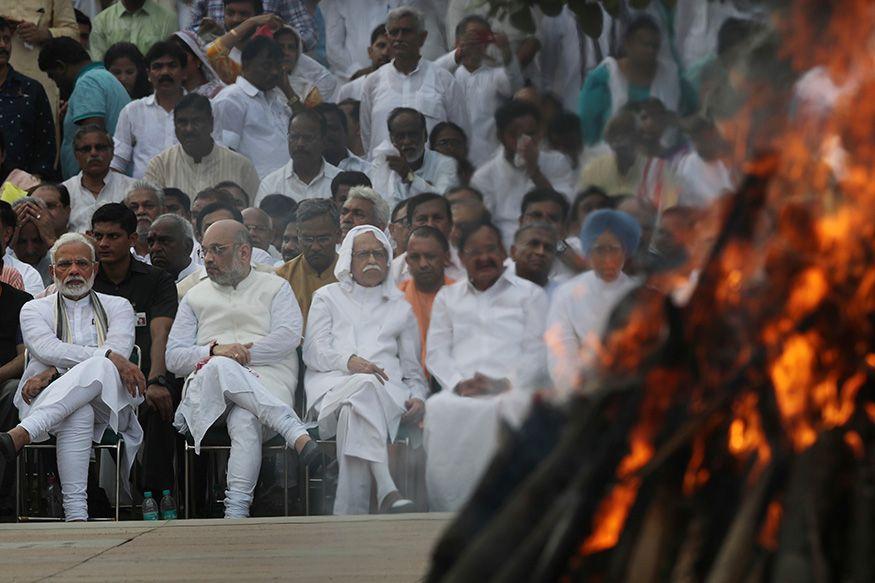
[55,271,97,298]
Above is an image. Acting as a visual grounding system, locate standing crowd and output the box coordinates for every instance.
[0,0,768,520]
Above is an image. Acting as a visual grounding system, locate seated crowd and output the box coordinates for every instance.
[0,0,766,520]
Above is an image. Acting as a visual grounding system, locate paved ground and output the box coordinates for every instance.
[0,513,450,582]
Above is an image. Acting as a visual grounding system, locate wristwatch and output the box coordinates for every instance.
[147,374,173,390]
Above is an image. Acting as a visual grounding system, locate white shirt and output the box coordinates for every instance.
[470,148,575,248]
[166,276,300,376]
[426,268,548,391]
[212,76,292,178]
[546,270,638,393]
[449,57,523,166]
[334,73,368,102]
[20,291,135,376]
[675,152,734,207]
[63,171,138,234]
[336,150,373,176]
[111,94,179,178]
[371,147,459,205]
[360,58,469,155]
[538,7,583,111]
[255,159,341,205]
[390,244,466,284]
[176,258,199,283]
[321,0,448,80]
[4,251,46,296]
[303,281,429,408]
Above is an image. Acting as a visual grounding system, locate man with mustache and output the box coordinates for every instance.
[339,186,389,241]
[145,94,260,201]
[371,107,458,206]
[303,225,427,514]
[390,192,465,284]
[509,222,559,295]
[212,36,293,179]
[112,42,187,179]
[0,17,56,182]
[0,232,146,521]
[124,182,164,262]
[255,108,340,205]
[276,199,339,329]
[360,7,468,154]
[61,126,137,234]
[424,220,548,511]
[89,202,180,507]
[167,219,321,518]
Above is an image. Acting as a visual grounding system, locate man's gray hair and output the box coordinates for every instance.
[296,198,339,226]
[126,180,164,204]
[153,212,194,241]
[387,6,424,33]
[12,196,47,210]
[234,226,253,247]
[49,232,96,264]
[347,186,390,229]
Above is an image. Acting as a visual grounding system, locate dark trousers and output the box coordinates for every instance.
[0,379,20,513]
[137,382,183,495]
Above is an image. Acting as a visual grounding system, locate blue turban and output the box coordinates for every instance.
[580,209,642,256]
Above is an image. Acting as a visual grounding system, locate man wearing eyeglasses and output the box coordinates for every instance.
[275,199,339,329]
[0,232,145,521]
[61,126,136,233]
[167,219,321,518]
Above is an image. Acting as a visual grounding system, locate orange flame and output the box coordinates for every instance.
[757,501,783,551]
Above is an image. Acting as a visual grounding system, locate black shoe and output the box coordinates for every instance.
[0,433,17,462]
[298,440,324,473]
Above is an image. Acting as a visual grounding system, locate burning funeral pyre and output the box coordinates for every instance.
[427,2,875,581]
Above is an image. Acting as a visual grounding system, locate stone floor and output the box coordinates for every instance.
[0,513,450,582]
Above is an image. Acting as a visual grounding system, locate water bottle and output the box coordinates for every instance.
[142,491,160,520]
[159,489,177,520]
[46,473,61,518]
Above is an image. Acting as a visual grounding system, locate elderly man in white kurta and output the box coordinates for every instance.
[359,7,468,155]
[166,220,320,519]
[0,233,145,522]
[424,221,548,512]
[303,225,428,514]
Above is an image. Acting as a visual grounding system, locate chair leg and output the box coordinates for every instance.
[304,466,310,516]
[114,443,121,522]
[15,450,22,522]
[184,444,191,519]
[283,447,289,517]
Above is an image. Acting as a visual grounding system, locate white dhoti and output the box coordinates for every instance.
[174,356,309,518]
[308,373,407,515]
[424,390,532,512]
[16,356,143,521]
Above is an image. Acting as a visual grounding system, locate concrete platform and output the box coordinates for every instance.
[0,514,450,582]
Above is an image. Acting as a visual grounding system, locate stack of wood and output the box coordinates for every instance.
[426,157,875,582]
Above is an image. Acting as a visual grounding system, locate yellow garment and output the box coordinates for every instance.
[275,254,337,329]
[579,152,679,210]
[398,277,454,377]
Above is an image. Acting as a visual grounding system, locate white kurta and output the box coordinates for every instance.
[211,77,292,178]
[424,269,548,511]
[15,292,144,482]
[166,271,302,450]
[303,281,428,446]
[449,58,523,166]
[4,251,45,296]
[111,94,179,178]
[360,58,469,155]
[370,146,459,205]
[255,159,341,205]
[471,148,575,248]
[545,270,638,395]
[674,152,734,207]
[63,171,138,234]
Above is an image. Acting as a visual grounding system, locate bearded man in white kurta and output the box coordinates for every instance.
[0,233,145,522]
[303,225,428,515]
[166,220,321,519]
[424,221,548,512]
